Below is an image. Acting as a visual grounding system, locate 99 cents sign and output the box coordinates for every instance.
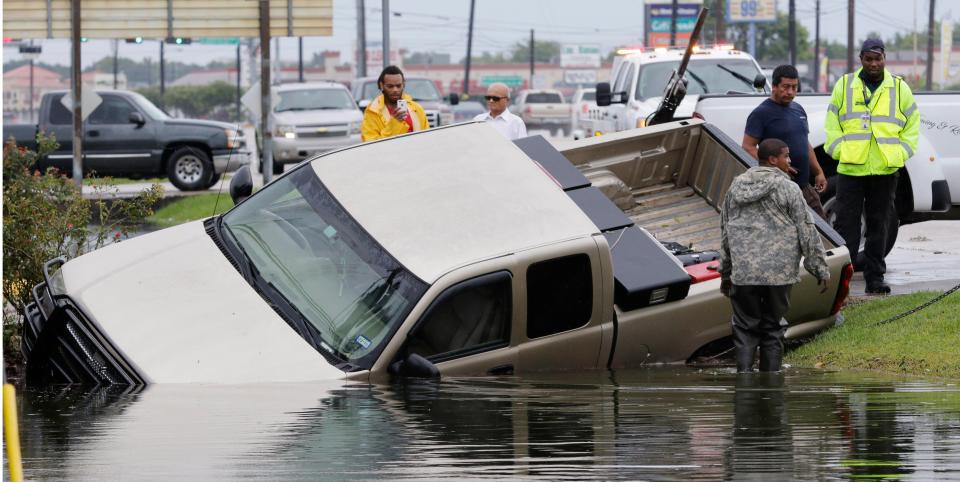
[726,0,777,23]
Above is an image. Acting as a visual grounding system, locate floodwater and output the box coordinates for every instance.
[6,368,960,480]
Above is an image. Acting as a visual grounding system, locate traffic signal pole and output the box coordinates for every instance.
[71,0,83,189]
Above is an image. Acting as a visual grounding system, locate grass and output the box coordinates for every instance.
[83,177,166,186]
[147,193,234,228]
[786,291,960,379]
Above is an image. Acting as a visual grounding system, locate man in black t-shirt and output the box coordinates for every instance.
[742,65,827,218]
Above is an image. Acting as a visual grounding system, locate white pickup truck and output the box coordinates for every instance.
[694,93,959,233]
[587,46,767,135]
[21,121,852,385]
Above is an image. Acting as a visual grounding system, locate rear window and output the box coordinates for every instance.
[526,93,563,104]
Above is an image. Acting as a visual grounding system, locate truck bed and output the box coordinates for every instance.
[626,183,721,252]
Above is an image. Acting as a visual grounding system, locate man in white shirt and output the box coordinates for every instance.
[474,83,527,140]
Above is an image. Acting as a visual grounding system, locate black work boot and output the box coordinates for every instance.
[865,280,891,294]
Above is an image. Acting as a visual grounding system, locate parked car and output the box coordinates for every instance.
[22,120,852,385]
[4,90,250,191]
[570,87,596,139]
[351,76,455,127]
[452,100,486,123]
[512,89,571,136]
[267,82,363,175]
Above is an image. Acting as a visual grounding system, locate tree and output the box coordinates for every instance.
[509,39,562,64]
[136,81,237,120]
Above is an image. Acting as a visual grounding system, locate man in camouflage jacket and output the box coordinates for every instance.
[719,138,831,373]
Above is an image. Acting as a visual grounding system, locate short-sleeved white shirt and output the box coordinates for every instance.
[474,108,528,140]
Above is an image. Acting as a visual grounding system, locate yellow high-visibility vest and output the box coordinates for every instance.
[824,68,919,176]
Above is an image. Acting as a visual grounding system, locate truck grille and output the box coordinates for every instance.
[296,123,350,139]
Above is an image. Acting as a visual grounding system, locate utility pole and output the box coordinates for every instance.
[236,42,242,122]
[159,40,165,109]
[382,0,390,70]
[847,0,855,73]
[814,0,821,92]
[357,0,367,77]
[913,0,918,84]
[926,0,935,90]
[670,0,679,46]
[463,0,475,96]
[788,0,797,66]
[113,39,119,89]
[260,0,274,182]
[29,57,35,122]
[298,37,304,82]
[71,0,82,189]
[529,29,535,85]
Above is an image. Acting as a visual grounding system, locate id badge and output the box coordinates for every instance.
[860,113,871,130]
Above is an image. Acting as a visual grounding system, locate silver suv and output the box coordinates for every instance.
[352,76,454,127]
[268,82,363,174]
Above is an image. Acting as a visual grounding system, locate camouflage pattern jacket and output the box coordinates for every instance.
[719,166,829,286]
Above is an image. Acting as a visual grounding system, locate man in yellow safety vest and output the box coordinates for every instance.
[824,38,920,294]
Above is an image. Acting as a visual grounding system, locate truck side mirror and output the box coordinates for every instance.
[448,93,460,106]
[596,82,612,106]
[753,74,767,90]
[229,165,253,204]
[388,352,440,379]
[129,111,146,126]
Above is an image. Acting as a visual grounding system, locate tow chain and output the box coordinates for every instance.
[872,282,960,326]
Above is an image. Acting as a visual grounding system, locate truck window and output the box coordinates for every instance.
[636,59,762,98]
[48,94,72,125]
[612,62,634,94]
[525,93,563,103]
[88,96,138,125]
[406,271,511,362]
[526,254,593,338]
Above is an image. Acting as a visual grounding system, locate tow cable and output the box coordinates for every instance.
[872,282,960,326]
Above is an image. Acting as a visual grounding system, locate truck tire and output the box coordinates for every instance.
[204,172,222,189]
[167,147,213,191]
[821,175,899,268]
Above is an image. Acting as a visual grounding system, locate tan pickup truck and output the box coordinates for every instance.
[513,89,572,136]
[22,120,852,385]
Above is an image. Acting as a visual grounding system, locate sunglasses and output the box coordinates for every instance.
[484,95,506,102]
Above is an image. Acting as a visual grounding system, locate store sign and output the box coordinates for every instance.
[564,70,597,85]
[645,1,703,48]
[480,75,524,87]
[561,44,601,68]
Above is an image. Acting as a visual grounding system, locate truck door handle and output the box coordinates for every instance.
[487,364,514,376]
[87,130,100,137]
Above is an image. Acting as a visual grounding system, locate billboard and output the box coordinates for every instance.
[726,0,777,23]
[644,1,704,48]
[561,44,602,68]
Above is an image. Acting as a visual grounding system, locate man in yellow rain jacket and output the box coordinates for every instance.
[824,38,919,294]
[361,65,429,141]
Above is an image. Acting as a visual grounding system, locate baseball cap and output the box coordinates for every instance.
[860,38,885,55]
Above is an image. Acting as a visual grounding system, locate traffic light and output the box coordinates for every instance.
[125,37,144,44]
[165,37,191,45]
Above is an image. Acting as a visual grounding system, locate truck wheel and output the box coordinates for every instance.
[205,172,222,189]
[822,182,898,269]
[167,147,213,191]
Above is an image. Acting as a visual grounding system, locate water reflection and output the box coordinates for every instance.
[9,369,960,480]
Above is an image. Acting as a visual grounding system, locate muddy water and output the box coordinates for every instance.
[7,368,960,480]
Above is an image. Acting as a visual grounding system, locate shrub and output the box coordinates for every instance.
[2,135,164,364]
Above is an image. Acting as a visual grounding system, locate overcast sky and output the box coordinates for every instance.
[2,0,955,69]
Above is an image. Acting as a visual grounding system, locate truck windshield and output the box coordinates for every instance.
[130,92,171,120]
[276,89,356,111]
[361,79,441,102]
[636,59,762,99]
[220,166,427,370]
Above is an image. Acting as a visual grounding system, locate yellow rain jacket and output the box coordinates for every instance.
[824,68,920,176]
[361,93,429,141]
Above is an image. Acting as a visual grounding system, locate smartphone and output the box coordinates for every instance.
[396,99,408,112]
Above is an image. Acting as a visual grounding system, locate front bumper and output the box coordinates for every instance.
[213,149,251,174]
[21,258,144,386]
[271,135,362,163]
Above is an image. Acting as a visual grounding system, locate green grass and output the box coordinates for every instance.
[147,193,234,228]
[83,177,166,186]
[786,291,960,379]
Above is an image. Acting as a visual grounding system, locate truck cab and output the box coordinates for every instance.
[589,46,766,135]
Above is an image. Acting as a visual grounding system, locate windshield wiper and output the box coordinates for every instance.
[716,64,757,90]
[275,107,308,112]
[684,69,710,94]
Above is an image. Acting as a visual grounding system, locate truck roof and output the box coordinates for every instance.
[618,45,756,65]
[310,123,600,283]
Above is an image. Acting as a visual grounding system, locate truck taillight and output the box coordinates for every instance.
[830,263,855,315]
[692,112,705,120]
[525,106,532,114]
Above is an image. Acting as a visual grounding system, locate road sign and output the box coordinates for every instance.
[60,89,103,121]
[480,75,524,87]
[241,81,281,122]
[726,0,777,23]
[200,37,241,46]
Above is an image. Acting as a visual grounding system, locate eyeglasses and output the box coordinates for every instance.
[484,95,506,102]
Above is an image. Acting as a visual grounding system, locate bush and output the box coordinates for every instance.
[2,135,164,363]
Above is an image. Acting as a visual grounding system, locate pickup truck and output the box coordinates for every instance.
[21,120,853,385]
[694,93,959,254]
[4,90,250,191]
[588,45,767,135]
[513,89,572,136]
